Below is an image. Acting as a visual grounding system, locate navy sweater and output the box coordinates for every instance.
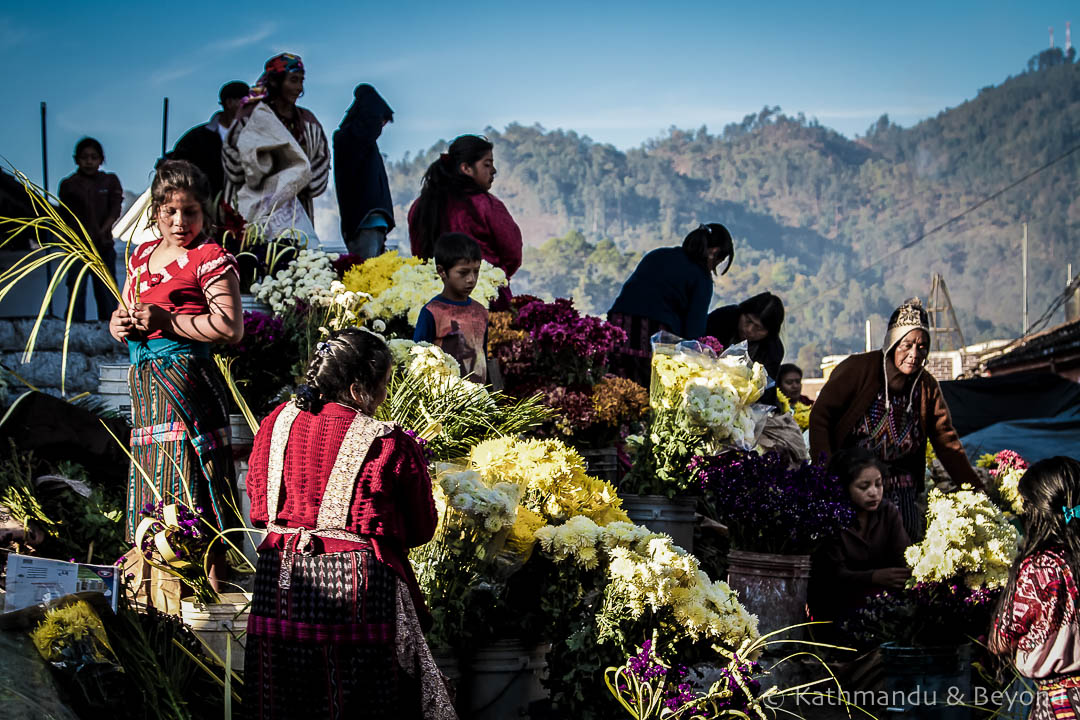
[608,247,713,338]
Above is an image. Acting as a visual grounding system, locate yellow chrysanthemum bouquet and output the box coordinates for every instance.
[627,334,769,496]
[337,250,507,335]
[905,485,1020,590]
[777,390,811,431]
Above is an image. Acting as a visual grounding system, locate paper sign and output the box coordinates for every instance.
[3,554,120,613]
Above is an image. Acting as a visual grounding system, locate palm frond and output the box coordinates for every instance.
[0,164,125,394]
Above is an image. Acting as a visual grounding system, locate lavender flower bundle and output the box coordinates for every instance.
[843,580,999,648]
[607,636,764,718]
[691,451,855,555]
[136,501,217,603]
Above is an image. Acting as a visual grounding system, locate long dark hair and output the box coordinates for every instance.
[146,160,213,231]
[293,328,392,414]
[738,292,785,337]
[990,456,1080,656]
[411,135,493,259]
[682,223,734,275]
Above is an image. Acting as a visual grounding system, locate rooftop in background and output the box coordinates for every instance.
[982,319,1080,381]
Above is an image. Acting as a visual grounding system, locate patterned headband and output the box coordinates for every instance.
[265,52,304,75]
[889,298,928,330]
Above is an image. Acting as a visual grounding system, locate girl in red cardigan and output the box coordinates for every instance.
[408,134,522,279]
[243,328,454,719]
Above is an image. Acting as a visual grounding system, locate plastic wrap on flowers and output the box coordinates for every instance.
[648,333,770,452]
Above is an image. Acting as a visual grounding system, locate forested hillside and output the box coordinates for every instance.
[387,54,1080,373]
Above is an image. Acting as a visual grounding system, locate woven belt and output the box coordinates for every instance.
[1038,675,1080,691]
[886,474,915,490]
[266,523,370,590]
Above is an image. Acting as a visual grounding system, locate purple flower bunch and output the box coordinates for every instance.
[513,298,627,385]
[404,429,436,464]
[138,501,207,563]
[618,639,762,717]
[697,336,725,355]
[535,314,628,363]
[844,581,1000,647]
[710,655,763,714]
[238,310,285,352]
[516,297,578,331]
[691,451,855,554]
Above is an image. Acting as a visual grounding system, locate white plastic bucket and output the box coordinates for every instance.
[180,591,251,671]
[97,363,131,421]
[466,640,547,720]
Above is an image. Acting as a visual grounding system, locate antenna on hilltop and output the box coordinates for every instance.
[1050,26,1055,49]
[1068,22,1073,53]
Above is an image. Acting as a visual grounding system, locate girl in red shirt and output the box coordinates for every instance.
[991,456,1080,719]
[408,134,523,279]
[109,160,244,588]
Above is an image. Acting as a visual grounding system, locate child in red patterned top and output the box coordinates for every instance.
[108,160,244,590]
[991,456,1080,719]
[413,232,490,383]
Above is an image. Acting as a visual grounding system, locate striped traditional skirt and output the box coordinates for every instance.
[125,353,239,543]
[1033,678,1080,720]
[245,548,443,720]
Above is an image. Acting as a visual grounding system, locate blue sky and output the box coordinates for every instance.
[4,0,1074,199]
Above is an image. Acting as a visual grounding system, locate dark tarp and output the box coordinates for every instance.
[938,371,1080,437]
[938,371,1080,462]
[959,410,1080,463]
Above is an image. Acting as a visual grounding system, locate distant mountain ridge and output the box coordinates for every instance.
[386,59,1080,372]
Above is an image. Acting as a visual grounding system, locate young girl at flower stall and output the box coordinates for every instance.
[108,160,244,589]
[808,447,911,632]
[408,134,523,280]
[991,456,1080,719]
[413,232,490,382]
[243,328,453,719]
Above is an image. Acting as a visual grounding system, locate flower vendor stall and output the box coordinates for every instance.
[487,295,649,481]
[408,433,761,719]
[845,484,1020,718]
[691,451,854,637]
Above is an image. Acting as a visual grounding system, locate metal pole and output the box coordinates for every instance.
[865,318,872,352]
[40,102,48,192]
[40,101,57,318]
[161,97,169,158]
[1022,223,1029,334]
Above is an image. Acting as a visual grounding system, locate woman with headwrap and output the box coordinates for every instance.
[333,84,394,260]
[809,298,983,540]
[223,53,330,242]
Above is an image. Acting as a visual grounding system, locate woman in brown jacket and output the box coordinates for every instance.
[809,298,981,540]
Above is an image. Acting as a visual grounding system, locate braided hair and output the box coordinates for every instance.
[293,328,392,414]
